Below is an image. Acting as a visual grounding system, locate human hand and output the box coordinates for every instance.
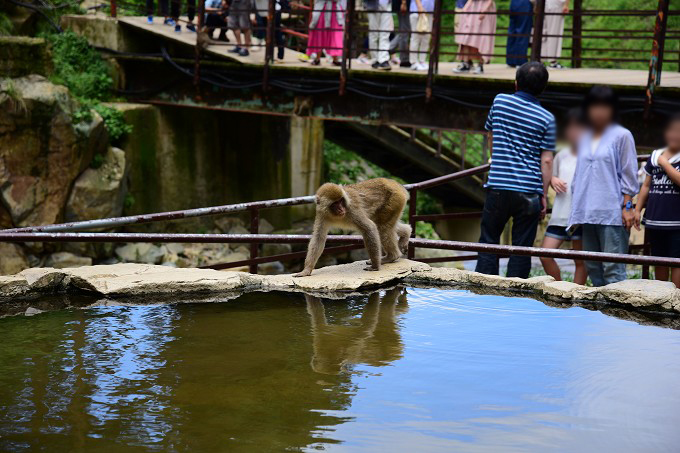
[540,195,547,219]
[562,5,569,13]
[659,149,671,165]
[417,5,424,13]
[478,14,485,21]
[551,176,568,194]
[622,208,635,230]
[400,0,407,13]
[633,210,642,231]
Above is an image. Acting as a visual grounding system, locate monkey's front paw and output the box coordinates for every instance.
[363,265,380,272]
[293,270,312,277]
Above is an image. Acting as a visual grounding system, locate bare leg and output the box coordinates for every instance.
[540,236,564,281]
[572,239,587,285]
[656,266,670,282]
[233,29,243,46]
[244,29,251,49]
[672,268,680,288]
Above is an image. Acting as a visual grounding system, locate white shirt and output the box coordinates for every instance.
[548,146,578,227]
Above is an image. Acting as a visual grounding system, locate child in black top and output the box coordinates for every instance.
[635,113,680,287]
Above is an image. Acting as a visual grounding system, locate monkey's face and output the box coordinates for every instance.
[329,198,347,217]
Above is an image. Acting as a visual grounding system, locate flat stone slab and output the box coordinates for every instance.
[1,261,680,314]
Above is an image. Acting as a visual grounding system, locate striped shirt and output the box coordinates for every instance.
[485,91,556,194]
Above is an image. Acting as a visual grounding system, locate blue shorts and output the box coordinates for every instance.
[545,225,582,242]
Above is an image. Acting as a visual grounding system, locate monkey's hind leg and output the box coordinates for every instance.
[397,222,412,256]
[379,225,402,264]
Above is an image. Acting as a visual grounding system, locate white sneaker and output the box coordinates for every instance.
[410,62,419,70]
[418,62,428,71]
[358,55,372,65]
[472,63,484,74]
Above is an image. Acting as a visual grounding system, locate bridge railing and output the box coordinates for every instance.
[2,154,678,278]
[103,0,678,112]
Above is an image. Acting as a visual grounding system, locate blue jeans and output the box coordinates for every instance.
[506,0,533,66]
[475,189,541,278]
[581,224,629,286]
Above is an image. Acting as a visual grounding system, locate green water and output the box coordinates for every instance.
[1,287,679,452]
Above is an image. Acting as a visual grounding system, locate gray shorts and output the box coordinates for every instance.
[227,1,251,29]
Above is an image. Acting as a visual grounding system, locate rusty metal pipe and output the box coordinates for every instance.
[2,196,316,233]
[0,233,678,268]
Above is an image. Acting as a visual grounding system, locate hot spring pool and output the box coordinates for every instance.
[1,287,679,452]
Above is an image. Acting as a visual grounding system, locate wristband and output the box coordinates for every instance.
[624,200,633,211]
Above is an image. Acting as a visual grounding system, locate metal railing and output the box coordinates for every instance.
[2,154,678,277]
[104,0,678,112]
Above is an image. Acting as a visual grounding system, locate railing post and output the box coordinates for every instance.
[339,0,356,95]
[193,0,205,92]
[407,189,417,260]
[571,0,582,68]
[642,227,651,279]
[530,0,546,62]
[644,0,670,118]
[110,0,117,17]
[249,208,260,274]
[425,0,443,102]
[262,0,276,94]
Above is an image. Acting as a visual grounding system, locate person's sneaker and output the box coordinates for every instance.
[371,61,380,69]
[186,23,196,32]
[549,61,565,69]
[472,63,484,74]
[164,18,176,26]
[378,61,391,71]
[452,61,471,73]
[298,53,311,62]
[400,60,412,68]
[147,15,153,24]
[229,46,242,53]
[277,46,284,60]
[359,54,372,65]
[174,24,181,33]
[218,31,229,42]
[238,48,249,57]
[418,62,428,71]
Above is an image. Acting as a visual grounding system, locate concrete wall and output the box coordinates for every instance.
[114,103,323,231]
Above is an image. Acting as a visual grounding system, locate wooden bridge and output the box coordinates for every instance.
[61,2,680,199]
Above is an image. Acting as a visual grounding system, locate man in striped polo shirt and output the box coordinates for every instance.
[475,62,556,278]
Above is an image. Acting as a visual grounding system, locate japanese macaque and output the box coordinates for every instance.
[294,178,411,277]
[305,287,408,374]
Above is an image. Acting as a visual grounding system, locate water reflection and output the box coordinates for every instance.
[1,287,680,452]
[306,287,408,374]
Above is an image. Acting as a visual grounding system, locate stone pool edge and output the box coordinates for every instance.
[1,261,679,314]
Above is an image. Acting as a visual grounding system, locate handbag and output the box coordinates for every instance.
[416,13,430,33]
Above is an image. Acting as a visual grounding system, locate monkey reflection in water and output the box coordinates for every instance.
[305,287,409,375]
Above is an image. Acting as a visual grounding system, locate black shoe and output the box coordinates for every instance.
[378,61,391,71]
[400,60,412,68]
[229,46,241,53]
[218,31,229,42]
[238,48,249,57]
[186,23,196,32]
[174,24,181,33]
[371,61,380,69]
[277,46,284,60]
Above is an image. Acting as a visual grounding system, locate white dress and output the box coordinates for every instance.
[541,0,566,62]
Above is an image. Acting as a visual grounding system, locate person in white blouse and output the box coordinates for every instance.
[540,109,587,284]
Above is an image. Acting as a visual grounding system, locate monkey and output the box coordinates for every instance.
[293,178,412,277]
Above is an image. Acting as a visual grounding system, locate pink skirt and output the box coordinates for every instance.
[455,0,497,63]
[307,2,344,57]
